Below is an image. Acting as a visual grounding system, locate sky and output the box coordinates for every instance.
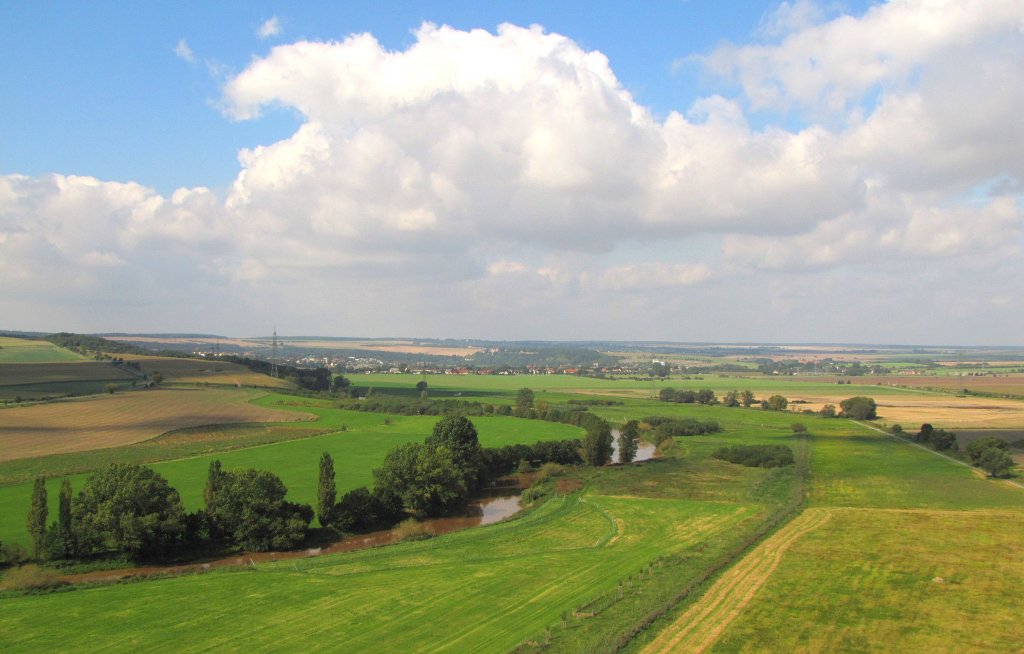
[2,1,1023,345]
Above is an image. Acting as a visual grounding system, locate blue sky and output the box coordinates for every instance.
[1,1,865,193]
[1,1,1022,344]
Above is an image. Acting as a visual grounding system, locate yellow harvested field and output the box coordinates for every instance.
[858,373,1024,397]
[786,393,1024,429]
[0,388,312,461]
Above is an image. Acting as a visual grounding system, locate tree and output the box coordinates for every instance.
[839,396,877,420]
[966,437,1009,465]
[374,443,469,517]
[28,477,47,559]
[73,464,186,556]
[425,415,483,491]
[929,428,957,452]
[740,390,755,407]
[204,460,224,514]
[978,447,1014,478]
[582,422,614,466]
[48,478,75,559]
[416,379,428,393]
[916,423,934,444]
[206,468,312,551]
[763,395,788,411]
[722,390,740,408]
[695,389,717,405]
[820,404,837,418]
[331,374,350,393]
[658,387,676,402]
[516,388,535,416]
[317,452,336,527]
[618,420,640,464]
[410,445,467,516]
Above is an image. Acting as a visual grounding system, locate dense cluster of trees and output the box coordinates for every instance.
[713,444,795,468]
[908,425,1015,477]
[965,438,1015,477]
[839,396,877,420]
[26,462,315,561]
[912,423,958,452]
[643,416,722,439]
[658,388,720,405]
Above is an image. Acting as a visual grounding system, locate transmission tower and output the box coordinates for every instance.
[271,327,279,378]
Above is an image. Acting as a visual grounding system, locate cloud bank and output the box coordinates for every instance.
[3,2,1023,342]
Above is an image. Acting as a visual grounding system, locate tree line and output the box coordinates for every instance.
[24,462,316,562]
[898,424,1015,477]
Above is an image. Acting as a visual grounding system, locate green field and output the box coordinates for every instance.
[0,396,584,546]
[1,368,1022,652]
[0,337,83,364]
[707,507,1024,653]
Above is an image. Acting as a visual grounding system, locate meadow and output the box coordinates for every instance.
[0,404,793,654]
[0,396,583,546]
[0,337,84,364]
[349,372,1024,428]
[1,354,1023,652]
[626,416,1023,653]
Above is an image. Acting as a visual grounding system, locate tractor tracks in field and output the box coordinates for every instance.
[640,508,832,654]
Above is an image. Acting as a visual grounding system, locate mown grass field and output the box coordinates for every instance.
[706,507,1024,653]
[627,415,1023,653]
[0,452,774,653]
[1,369,1021,652]
[0,337,83,363]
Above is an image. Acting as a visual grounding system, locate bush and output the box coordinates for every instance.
[1,542,28,566]
[533,463,564,484]
[966,437,1009,465]
[762,395,788,411]
[644,416,721,437]
[791,423,807,433]
[2,564,67,591]
[840,396,877,420]
[714,444,794,468]
[392,518,432,542]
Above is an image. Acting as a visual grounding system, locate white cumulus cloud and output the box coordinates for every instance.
[258,17,282,39]
[3,8,1024,342]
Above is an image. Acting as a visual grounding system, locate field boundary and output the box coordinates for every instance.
[595,433,811,654]
[639,508,832,654]
[853,420,1024,490]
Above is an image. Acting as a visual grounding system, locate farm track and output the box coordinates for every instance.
[854,420,1024,490]
[640,508,832,654]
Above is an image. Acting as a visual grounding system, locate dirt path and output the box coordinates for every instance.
[641,508,832,654]
[853,420,1024,490]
